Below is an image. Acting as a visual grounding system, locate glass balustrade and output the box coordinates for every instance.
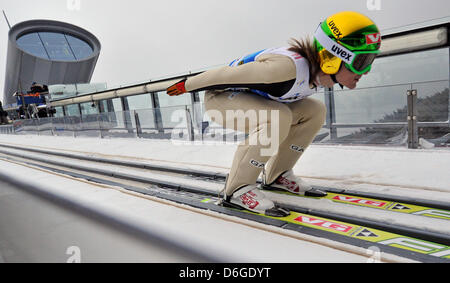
[1,82,448,147]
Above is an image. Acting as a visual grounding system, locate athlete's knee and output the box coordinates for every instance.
[272,108,293,141]
[251,108,292,153]
[301,98,327,125]
[313,100,327,124]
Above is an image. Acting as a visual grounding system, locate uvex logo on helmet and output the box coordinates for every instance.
[328,21,343,38]
[331,44,353,62]
[366,33,381,45]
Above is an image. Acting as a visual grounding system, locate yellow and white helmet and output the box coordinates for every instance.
[314,11,382,75]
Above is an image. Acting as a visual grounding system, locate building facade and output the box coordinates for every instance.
[3,19,101,105]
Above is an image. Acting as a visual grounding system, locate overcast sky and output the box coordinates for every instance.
[0,0,449,102]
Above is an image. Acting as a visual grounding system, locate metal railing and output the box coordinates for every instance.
[323,79,449,148]
[1,80,449,148]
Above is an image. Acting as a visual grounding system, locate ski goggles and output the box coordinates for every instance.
[314,25,379,75]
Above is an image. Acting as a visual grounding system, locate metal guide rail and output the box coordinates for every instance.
[0,142,449,262]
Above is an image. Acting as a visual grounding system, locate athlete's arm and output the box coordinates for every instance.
[167,54,297,97]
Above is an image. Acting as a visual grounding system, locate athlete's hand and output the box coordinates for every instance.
[167,79,187,96]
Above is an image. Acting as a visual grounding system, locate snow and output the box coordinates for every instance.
[1,134,449,194]
[3,144,449,236]
[0,156,373,263]
[0,133,449,262]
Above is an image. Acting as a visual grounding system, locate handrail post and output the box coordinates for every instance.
[407,89,419,149]
[150,93,164,133]
[134,110,142,138]
[324,87,337,140]
[185,106,195,142]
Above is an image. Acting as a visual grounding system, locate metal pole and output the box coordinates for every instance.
[448,47,450,127]
[98,113,103,139]
[150,93,164,133]
[2,10,12,29]
[324,87,337,140]
[185,106,195,142]
[35,118,40,136]
[134,110,142,138]
[407,89,419,149]
[120,97,134,134]
[50,116,55,136]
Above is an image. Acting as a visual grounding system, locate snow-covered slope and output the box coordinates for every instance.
[0,134,448,262]
[1,134,448,194]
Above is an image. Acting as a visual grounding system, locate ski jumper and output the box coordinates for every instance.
[185,47,327,196]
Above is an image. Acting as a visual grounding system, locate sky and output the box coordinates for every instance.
[0,0,449,102]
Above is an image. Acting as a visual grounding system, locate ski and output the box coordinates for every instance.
[3,151,450,262]
[151,187,450,263]
[2,143,448,222]
[262,185,450,221]
[2,143,449,262]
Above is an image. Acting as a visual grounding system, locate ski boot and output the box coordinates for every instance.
[265,170,327,197]
[219,184,290,217]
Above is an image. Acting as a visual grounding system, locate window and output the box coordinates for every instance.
[54,106,64,117]
[112,98,122,112]
[65,104,80,116]
[333,48,450,125]
[157,91,191,107]
[39,32,76,61]
[333,84,409,124]
[16,32,94,61]
[16,33,49,59]
[197,91,206,103]
[127,94,152,110]
[65,34,94,60]
[357,48,449,88]
[80,102,98,116]
[99,100,109,113]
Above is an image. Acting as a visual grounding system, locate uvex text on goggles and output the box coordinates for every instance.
[314,25,379,75]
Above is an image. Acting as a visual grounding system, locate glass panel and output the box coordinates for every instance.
[49,84,77,99]
[159,105,191,141]
[77,113,101,138]
[112,98,122,112]
[49,83,107,100]
[65,104,80,117]
[39,32,76,61]
[198,91,206,103]
[54,106,64,117]
[17,32,93,61]
[76,83,107,95]
[52,117,66,136]
[158,105,187,128]
[16,32,49,59]
[413,80,449,122]
[325,126,408,145]
[80,102,99,116]
[127,94,152,110]
[418,127,450,147]
[99,100,108,113]
[65,34,93,60]
[134,109,156,132]
[312,128,330,143]
[100,110,135,138]
[414,80,449,147]
[333,84,410,124]
[358,48,449,88]
[37,117,53,136]
[157,91,191,107]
